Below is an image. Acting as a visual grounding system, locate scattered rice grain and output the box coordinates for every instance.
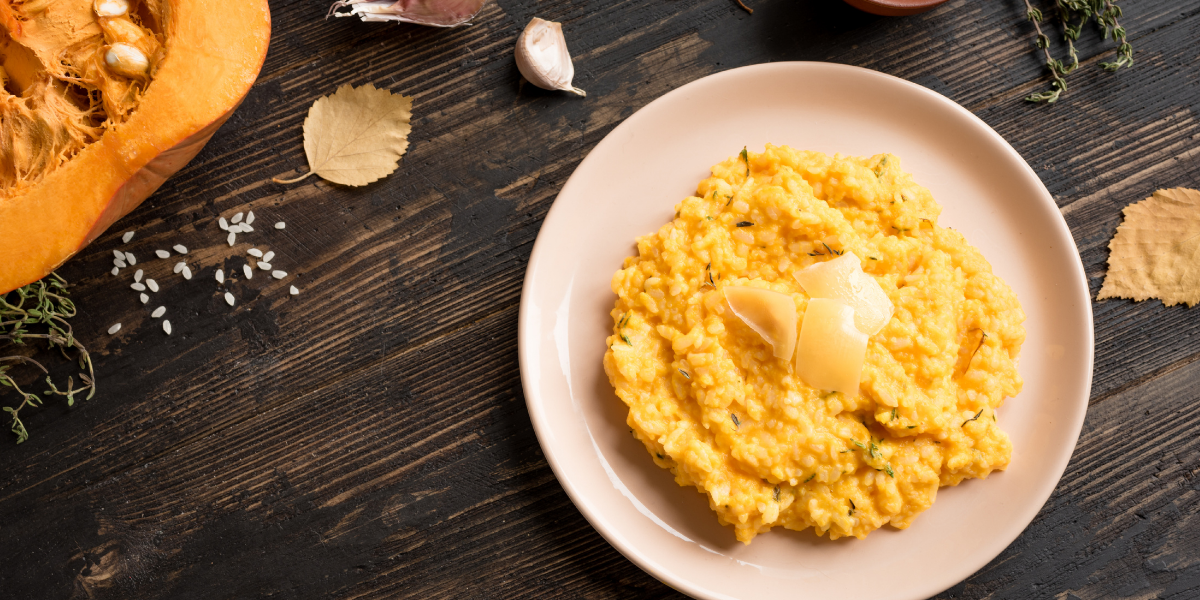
[263,251,275,263]
[247,248,263,258]
[173,261,186,274]
[215,269,224,284]
[111,267,119,276]
[225,292,236,306]
[156,249,170,259]
[275,222,285,230]
[246,211,256,225]
[114,258,127,269]
[107,323,121,334]
[163,320,172,335]
[271,270,287,280]
[134,269,143,282]
[139,293,149,304]
[122,231,135,243]
[151,306,166,318]
[124,252,136,265]
[146,279,159,292]
[232,212,244,224]
[227,232,236,247]
[112,250,124,260]
[289,285,299,296]
[241,224,254,233]
[131,282,146,291]
[258,262,271,270]
[182,266,192,280]
[243,264,253,279]
[173,244,188,255]
[219,217,229,230]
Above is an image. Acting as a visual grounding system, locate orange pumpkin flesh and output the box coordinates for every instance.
[0,0,271,293]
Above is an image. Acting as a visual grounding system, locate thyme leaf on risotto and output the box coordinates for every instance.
[736,221,754,227]
[679,369,690,379]
[621,334,632,346]
[885,464,895,478]
[739,147,749,177]
[848,499,856,516]
[804,474,815,483]
[773,486,780,502]
[0,274,95,443]
[731,413,740,428]
[965,408,985,424]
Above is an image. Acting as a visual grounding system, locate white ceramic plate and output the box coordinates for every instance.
[518,62,1093,600]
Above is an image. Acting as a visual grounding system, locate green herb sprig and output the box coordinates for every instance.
[1,274,95,443]
[1023,0,1133,104]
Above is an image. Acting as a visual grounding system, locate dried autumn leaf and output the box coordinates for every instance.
[1098,188,1200,307]
[274,83,413,187]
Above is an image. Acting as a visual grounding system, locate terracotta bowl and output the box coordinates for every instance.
[842,0,949,16]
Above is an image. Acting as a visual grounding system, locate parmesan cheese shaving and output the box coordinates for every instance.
[724,286,798,361]
[794,298,868,396]
[794,251,894,335]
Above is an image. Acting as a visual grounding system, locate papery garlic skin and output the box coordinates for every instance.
[329,0,488,27]
[515,17,585,96]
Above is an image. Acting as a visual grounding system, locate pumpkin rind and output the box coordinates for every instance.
[0,0,271,293]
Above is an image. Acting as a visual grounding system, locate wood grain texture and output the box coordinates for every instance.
[1,0,1198,598]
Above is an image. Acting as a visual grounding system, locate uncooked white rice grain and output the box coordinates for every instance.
[173,244,188,255]
[289,285,299,295]
[243,264,253,279]
[263,251,275,263]
[122,231,135,243]
[131,282,146,291]
[258,262,271,270]
[146,279,159,292]
[225,292,235,306]
[173,261,186,274]
[134,269,143,282]
[151,306,166,318]
[275,222,285,230]
[140,293,149,304]
[113,249,124,260]
[111,267,120,276]
[227,232,236,247]
[272,270,287,280]
[240,224,254,233]
[182,266,192,280]
[231,212,244,224]
[247,248,263,258]
[107,323,121,334]
[124,252,136,265]
[219,217,229,230]
[156,249,170,259]
[163,320,172,335]
[246,211,255,225]
[215,269,224,284]
[114,258,127,269]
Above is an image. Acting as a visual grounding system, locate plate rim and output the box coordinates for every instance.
[518,61,1095,600]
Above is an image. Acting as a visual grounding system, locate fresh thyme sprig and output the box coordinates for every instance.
[1023,0,1133,104]
[0,274,95,443]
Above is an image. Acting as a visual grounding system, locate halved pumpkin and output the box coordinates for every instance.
[0,0,271,293]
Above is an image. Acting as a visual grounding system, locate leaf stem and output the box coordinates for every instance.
[272,169,315,184]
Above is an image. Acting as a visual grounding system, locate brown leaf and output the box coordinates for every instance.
[1098,188,1200,307]
[275,83,413,187]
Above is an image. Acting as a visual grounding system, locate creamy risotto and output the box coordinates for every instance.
[602,145,1025,543]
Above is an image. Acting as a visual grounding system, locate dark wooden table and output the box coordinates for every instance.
[3,0,1199,598]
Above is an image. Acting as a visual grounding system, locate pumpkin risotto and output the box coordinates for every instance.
[602,145,1025,543]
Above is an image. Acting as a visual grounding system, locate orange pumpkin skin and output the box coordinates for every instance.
[0,0,271,293]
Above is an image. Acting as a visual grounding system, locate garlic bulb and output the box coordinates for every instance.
[329,0,488,27]
[514,17,585,97]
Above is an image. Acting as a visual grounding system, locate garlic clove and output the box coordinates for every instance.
[514,17,585,97]
[328,0,488,27]
[105,43,150,79]
[94,0,130,17]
